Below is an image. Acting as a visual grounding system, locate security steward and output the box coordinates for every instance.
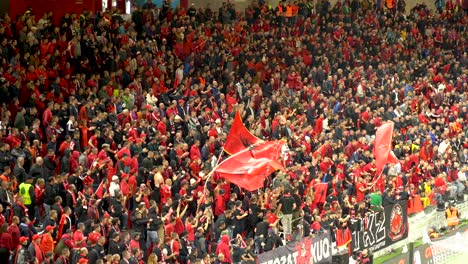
[445,202,460,230]
[18,175,36,221]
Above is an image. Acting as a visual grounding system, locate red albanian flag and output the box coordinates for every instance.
[215,141,285,191]
[374,122,399,173]
[224,111,261,155]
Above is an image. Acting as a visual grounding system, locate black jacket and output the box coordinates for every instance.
[179,238,189,257]
[131,216,148,240]
[13,165,28,184]
[29,164,46,180]
[12,203,27,221]
[44,184,57,205]
[108,239,122,255]
[0,188,11,207]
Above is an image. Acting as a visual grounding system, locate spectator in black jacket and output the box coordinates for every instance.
[108,232,122,255]
[109,194,128,231]
[87,241,100,264]
[179,231,190,264]
[12,196,27,221]
[0,181,12,210]
[131,208,149,250]
[43,149,57,178]
[13,157,28,184]
[382,188,396,207]
[43,177,57,218]
[93,236,107,261]
[42,210,58,231]
[29,157,46,180]
[263,228,283,252]
[0,143,14,172]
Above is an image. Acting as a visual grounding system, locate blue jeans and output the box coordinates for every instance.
[451,181,465,194]
[146,230,158,249]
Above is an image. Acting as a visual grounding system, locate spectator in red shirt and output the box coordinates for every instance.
[0,223,12,261]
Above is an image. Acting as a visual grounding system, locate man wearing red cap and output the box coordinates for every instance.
[14,236,29,264]
[28,234,44,263]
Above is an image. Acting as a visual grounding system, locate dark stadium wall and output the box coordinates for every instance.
[9,0,101,24]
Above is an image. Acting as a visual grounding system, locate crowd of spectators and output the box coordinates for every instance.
[0,0,467,263]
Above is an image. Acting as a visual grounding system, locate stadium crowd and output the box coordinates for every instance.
[0,0,467,263]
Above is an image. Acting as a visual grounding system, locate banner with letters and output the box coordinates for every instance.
[351,200,409,252]
[257,233,332,264]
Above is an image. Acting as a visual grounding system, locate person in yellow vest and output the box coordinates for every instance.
[18,176,35,222]
[445,203,460,230]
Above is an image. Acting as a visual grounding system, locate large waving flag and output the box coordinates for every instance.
[215,141,285,191]
[374,122,399,172]
[224,111,261,155]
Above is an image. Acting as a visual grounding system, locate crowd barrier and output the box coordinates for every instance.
[374,196,468,259]
[254,198,468,263]
[257,233,332,264]
[256,201,410,263]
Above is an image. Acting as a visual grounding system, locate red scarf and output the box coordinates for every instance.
[57,214,67,241]
[68,190,77,207]
[33,242,44,263]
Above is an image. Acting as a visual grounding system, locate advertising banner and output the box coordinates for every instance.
[257,233,332,264]
[351,200,409,252]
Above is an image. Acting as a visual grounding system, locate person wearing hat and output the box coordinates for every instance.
[14,236,29,264]
[40,225,55,254]
[109,175,120,197]
[28,234,43,263]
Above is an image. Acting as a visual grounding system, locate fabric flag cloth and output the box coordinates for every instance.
[374,122,399,172]
[335,227,352,250]
[224,111,261,155]
[313,183,328,204]
[95,180,105,199]
[215,141,285,191]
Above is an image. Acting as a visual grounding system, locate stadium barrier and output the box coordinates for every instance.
[373,197,468,259]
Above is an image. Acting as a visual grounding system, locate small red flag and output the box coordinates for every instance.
[224,111,261,155]
[313,183,328,204]
[215,141,285,191]
[336,228,352,249]
[95,180,105,199]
